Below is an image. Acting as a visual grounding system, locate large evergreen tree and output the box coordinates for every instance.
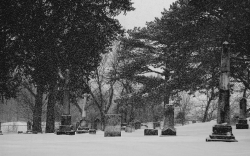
[2,0,134,132]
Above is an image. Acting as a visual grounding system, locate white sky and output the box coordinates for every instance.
[116,0,177,29]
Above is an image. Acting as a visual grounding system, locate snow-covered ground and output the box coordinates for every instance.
[1,120,250,156]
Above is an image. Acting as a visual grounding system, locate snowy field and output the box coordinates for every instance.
[1,120,250,156]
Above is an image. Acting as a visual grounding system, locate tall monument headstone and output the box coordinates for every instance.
[236,98,249,129]
[161,105,176,136]
[56,69,75,135]
[206,41,237,142]
[76,93,90,134]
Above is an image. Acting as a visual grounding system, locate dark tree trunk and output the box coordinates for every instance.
[45,84,57,133]
[163,105,175,129]
[202,99,212,122]
[101,112,105,131]
[32,84,44,133]
[129,104,134,122]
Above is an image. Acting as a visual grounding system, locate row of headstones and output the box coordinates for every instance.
[104,114,176,137]
[1,98,248,136]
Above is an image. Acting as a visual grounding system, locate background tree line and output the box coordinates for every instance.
[111,0,250,124]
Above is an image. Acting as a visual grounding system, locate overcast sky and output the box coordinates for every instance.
[116,0,177,30]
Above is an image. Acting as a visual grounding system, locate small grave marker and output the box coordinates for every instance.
[236,98,249,129]
[144,129,158,136]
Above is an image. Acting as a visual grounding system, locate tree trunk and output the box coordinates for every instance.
[129,104,134,122]
[100,112,105,131]
[32,84,44,133]
[45,84,57,133]
[202,99,212,122]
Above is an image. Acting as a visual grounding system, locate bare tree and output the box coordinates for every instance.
[85,44,121,130]
[175,92,193,125]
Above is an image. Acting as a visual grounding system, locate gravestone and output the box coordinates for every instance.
[27,121,32,130]
[161,105,176,136]
[76,94,90,134]
[236,98,249,129]
[56,69,75,135]
[104,114,121,137]
[94,118,101,130]
[25,121,34,134]
[18,131,23,134]
[144,129,158,136]
[206,124,236,142]
[76,127,89,134]
[121,123,127,131]
[89,129,96,134]
[206,42,237,142]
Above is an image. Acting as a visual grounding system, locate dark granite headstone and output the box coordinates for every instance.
[27,121,32,131]
[25,121,36,134]
[61,115,72,125]
[18,131,23,134]
[236,120,249,129]
[104,114,121,137]
[57,125,75,135]
[94,118,101,130]
[57,115,75,135]
[76,119,89,134]
[89,129,96,134]
[161,105,176,136]
[121,123,127,131]
[206,124,237,142]
[236,98,249,129]
[144,129,158,136]
[161,128,176,136]
[76,127,89,134]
